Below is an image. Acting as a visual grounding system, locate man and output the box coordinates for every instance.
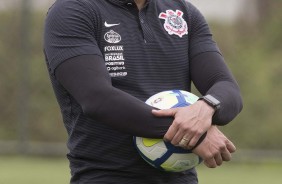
[44,0,243,183]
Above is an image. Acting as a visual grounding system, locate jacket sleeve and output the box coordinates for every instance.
[188,4,243,125]
[55,55,173,138]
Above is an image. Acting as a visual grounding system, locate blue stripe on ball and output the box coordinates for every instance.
[171,90,191,108]
[150,141,194,170]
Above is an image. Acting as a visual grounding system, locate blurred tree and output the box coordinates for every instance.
[18,0,32,154]
[216,0,282,149]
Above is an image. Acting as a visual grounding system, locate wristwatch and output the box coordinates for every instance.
[198,94,221,111]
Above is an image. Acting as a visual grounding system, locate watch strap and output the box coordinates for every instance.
[198,94,221,111]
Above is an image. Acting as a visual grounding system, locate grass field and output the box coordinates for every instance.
[198,162,282,184]
[0,156,281,184]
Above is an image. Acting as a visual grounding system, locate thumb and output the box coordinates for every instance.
[152,108,177,117]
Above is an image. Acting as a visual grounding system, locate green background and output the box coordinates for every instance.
[0,0,282,183]
[0,156,281,184]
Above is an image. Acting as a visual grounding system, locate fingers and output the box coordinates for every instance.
[214,153,223,166]
[204,158,217,168]
[193,132,236,168]
[226,140,236,153]
[163,119,204,147]
[153,108,187,145]
[221,149,232,161]
[163,117,188,145]
[152,109,176,117]
[164,123,199,147]
[188,132,202,148]
[153,107,211,149]
[203,143,234,168]
[214,127,236,154]
[204,150,229,168]
[164,127,204,149]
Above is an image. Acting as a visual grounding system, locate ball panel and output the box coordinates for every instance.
[135,137,167,161]
[146,91,180,109]
[142,138,163,147]
[180,90,199,104]
[161,153,200,172]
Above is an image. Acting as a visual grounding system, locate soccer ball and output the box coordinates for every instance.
[134,90,202,172]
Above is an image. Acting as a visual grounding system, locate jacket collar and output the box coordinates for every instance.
[108,0,151,6]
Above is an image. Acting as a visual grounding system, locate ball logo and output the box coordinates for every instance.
[104,30,121,43]
[159,10,188,38]
[153,97,163,104]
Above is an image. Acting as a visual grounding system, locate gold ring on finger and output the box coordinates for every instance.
[178,138,189,147]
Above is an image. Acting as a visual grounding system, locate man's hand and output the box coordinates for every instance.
[152,100,215,148]
[193,126,236,168]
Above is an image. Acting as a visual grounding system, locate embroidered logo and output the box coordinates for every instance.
[104,21,120,28]
[159,10,188,38]
[104,30,122,43]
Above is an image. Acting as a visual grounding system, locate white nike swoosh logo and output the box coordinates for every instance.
[104,21,120,27]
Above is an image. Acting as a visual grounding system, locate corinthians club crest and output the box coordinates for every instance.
[159,10,188,38]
